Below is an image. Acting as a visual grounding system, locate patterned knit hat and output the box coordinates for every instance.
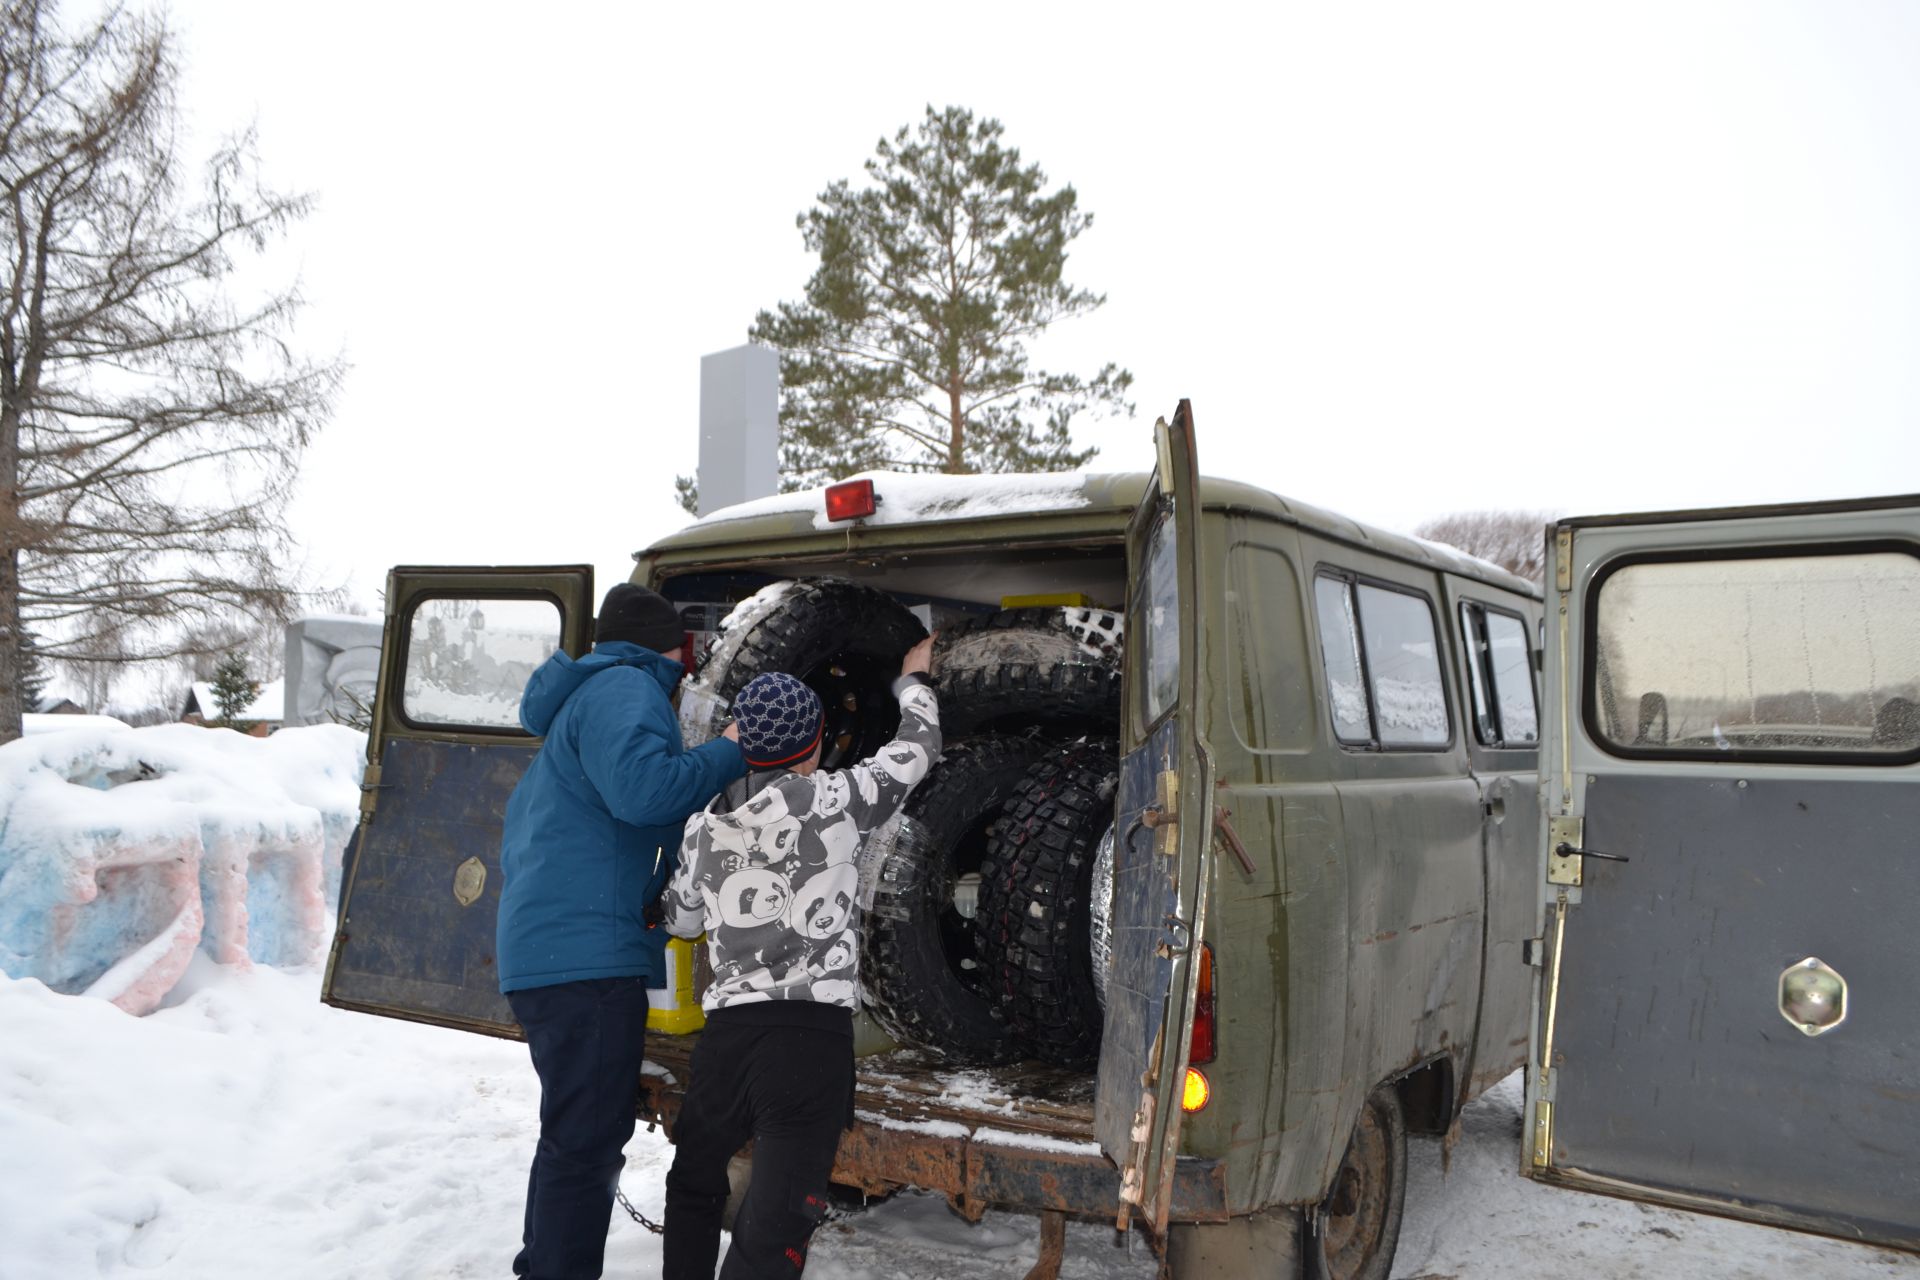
[732,673,825,770]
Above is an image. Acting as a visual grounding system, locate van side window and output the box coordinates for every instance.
[1461,602,1540,747]
[1590,547,1920,761]
[1314,572,1451,750]
[1314,576,1371,741]
[401,595,561,732]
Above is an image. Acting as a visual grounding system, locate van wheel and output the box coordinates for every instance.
[974,739,1119,1067]
[932,607,1124,738]
[861,736,1053,1062]
[1315,1085,1407,1280]
[679,578,925,769]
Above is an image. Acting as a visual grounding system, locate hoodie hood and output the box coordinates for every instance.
[518,641,685,736]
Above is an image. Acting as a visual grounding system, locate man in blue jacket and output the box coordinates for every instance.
[497,582,747,1280]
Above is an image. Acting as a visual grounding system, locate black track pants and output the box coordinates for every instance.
[662,1009,854,1279]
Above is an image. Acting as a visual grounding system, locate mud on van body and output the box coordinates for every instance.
[323,409,1546,1276]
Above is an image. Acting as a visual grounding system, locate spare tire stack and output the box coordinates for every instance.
[683,579,1127,1066]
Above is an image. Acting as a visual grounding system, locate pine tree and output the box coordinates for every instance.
[209,652,260,728]
[679,107,1131,510]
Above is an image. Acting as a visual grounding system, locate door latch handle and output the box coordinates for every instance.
[1554,843,1629,864]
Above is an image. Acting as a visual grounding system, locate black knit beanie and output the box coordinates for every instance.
[595,583,684,653]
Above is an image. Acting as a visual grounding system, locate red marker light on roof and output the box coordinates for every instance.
[824,479,877,522]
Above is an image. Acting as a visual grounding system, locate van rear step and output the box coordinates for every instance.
[639,1035,1228,1223]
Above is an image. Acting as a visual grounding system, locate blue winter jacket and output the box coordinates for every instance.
[496,641,746,993]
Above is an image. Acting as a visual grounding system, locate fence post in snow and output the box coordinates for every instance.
[696,344,780,517]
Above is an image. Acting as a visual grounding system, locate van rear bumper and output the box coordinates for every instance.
[638,1035,1230,1223]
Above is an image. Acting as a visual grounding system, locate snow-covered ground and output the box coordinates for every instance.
[2,960,1912,1280]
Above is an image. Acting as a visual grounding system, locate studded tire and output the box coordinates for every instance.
[931,607,1124,739]
[678,578,925,770]
[861,735,1056,1063]
[973,738,1120,1067]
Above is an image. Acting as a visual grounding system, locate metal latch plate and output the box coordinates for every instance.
[1547,815,1583,886]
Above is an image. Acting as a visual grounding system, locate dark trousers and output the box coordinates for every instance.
[662,1010,854,1280]
[506,977,653,1280]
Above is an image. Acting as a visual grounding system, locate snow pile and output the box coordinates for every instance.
[23,713,131,736]
[695,470,1096,530]
[0,722,365,1015]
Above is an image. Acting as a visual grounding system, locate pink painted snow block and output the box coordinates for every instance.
[196,828,257,971]
[47,833,207,1017]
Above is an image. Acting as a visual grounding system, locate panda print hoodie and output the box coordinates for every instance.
[663,678,940,1013]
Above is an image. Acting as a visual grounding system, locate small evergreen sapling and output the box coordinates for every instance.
[210,652,262,729]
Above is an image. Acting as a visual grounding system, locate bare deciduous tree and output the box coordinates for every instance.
[1413,510,1556,585]
[0,0,340,742]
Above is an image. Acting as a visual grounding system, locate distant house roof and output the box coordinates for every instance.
[33,696,87,715]
[182,677,285,724]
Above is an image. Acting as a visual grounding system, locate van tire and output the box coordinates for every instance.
[932,607,1124,738]
[974,738,1120,1067]
[679,578,926,769]
[1314,1085,1408,1280]
[861,735,1054,1063]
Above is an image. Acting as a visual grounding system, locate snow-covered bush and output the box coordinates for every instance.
[0,722,365,1014]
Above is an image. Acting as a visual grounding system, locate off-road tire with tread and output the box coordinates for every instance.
[861,735,1054,1063]
[679,578,925,769]
[972,738,1120,1067]
[932,607,1123,739]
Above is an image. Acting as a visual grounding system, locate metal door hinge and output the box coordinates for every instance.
[358,762,386,820]
[1531,1096,1555,1168]
[1147,769,1180,856]
[1554,526,1573,593]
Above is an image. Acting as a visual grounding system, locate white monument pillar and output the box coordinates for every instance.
[697,344,780,516]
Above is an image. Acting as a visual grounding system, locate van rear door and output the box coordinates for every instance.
[1525,498,1920,1251]
[1098,403,1218,1237]
[323,565,594,1036]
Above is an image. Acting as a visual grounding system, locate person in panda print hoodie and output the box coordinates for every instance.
[660,637,939,1280]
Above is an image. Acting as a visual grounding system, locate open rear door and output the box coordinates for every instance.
[323,565,594,1036]
[1525,497,1920,1251]
[1097,403,1217,1237]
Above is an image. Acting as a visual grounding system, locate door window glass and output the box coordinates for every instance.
[1139,514,1181,727]
[402,596,561,731]
[1357,584,1450,747]
[1592,549,1920,758]
[1314,576,1371,741]
[1462,602,1539,747]
[1485,611,1539,745]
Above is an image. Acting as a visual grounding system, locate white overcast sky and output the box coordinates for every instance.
[159,0,1920,607]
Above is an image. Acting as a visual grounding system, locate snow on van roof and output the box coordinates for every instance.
[695,471,1094,530]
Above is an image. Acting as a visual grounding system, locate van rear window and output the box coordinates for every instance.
[400,595,561,732]
[1588,547,1920,761]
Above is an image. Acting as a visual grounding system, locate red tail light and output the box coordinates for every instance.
[1190,944,1216,1065]
[824,479,877,522]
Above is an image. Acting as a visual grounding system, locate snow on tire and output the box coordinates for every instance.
[931,607,1123,739]
[860,735,1055,1063]
[678,578,926,769]
[973,738,1119,1067]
